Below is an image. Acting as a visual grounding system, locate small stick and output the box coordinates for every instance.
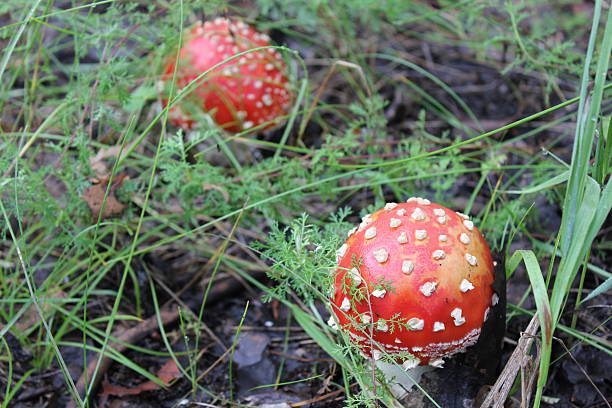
[480,315,540,408]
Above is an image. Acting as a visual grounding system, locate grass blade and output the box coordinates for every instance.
[579,277,612,305]
[551,177,601,323]
[559,0,611,256]
[506,250,553,408]
[503,170,569,195]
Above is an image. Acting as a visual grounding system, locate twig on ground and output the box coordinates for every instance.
[480,315,540,408]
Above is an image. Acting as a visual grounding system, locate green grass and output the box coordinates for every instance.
[1,1,611,407]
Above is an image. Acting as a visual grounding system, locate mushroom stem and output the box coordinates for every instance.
[375,360,433,399]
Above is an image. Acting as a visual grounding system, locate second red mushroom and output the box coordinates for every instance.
[163,18,292,133]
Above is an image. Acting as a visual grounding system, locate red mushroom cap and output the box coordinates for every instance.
[331,197,496,369]
[163,18,292,133]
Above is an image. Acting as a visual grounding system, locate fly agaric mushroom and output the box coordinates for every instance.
[163,18,292,133]
[330,197,495,386]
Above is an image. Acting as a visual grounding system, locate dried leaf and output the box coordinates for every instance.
[82,174,127,220]
[100,358,182,397]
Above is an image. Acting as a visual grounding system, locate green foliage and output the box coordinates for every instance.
[257,0,412,34]
[256,212,349,303]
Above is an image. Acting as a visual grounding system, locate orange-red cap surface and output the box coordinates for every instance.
[163,18,292,133]
[331,198,496,368]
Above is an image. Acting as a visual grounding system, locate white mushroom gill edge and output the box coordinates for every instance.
[348,332,366,342]
[374,360,431,399]
[365,328,482,399]
[429,359,445,368]
[374,328,482,398]
[492,293,499,306]
[417,328,481,358]
[402,358,420,370]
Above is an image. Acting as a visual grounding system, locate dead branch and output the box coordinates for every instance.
[480,315,540,408]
